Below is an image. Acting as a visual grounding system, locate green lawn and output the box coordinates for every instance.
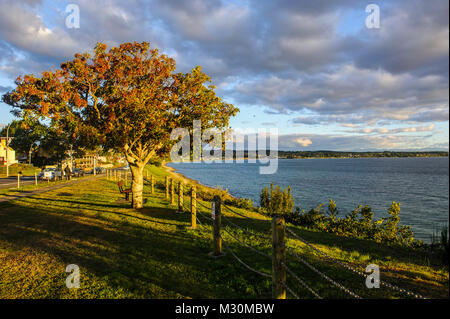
[0,164,447,299]
[0,163,41,177]
[0,174,94,198]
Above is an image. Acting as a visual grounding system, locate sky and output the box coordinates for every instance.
[0,0,448,151]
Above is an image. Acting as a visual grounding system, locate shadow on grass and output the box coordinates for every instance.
[22,196,184,228]
[0,186,447,299]
[0,197,275,298]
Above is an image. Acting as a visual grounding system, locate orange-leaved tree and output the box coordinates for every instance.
[3,42,238,208]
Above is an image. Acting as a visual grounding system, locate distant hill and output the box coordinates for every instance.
[277,150,449,158]
[216,150,449,159]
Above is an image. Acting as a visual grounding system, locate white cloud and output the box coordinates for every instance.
[0,0,447,151]
[296,138,313,147]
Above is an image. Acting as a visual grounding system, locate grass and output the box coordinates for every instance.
[0,164,447,299]
[0,175,94,198]
[0,163,41,177]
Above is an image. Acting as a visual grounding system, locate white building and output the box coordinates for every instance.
[0,137,18,166]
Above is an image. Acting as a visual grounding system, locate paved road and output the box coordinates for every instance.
[0,174,104,203]
[0,173,99,190]
[0,176,37,189]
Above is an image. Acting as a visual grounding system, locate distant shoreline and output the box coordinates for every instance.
[278,155,449,159]
[275,151,449,159]
[167,155,449,163]
[163,162,239,199]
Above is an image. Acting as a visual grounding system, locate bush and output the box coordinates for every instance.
[147,158,163,167]
[260,183,294,216]
[295,200,414,245]
[197,186,229,202]
[258,184,415,246]
[441,226,449,266]
[224,197,255,210]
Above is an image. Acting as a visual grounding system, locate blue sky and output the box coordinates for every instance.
[0,0,448,151]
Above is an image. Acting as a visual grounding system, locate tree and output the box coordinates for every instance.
[33,129,80,168]
[327,198,338,221]
[260,183,295,216]
[0,120,46,164]
[3,42,238,208]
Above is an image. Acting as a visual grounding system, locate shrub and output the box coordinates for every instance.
[259,183,294,216]
[441,226,449,266]
[258,184,415,246]
[327,199,338,221]
[224,197,255,210]
[147,158,163,167]
[197,186,229,202]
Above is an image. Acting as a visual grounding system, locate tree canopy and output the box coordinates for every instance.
[3,41,238,208]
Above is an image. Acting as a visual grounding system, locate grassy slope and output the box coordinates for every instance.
[0,175,94,198]
[0,164,447,299]
[0,164,41,177]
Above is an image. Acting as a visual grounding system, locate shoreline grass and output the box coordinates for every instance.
[0,165,447,299]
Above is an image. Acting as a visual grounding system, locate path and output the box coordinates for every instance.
[0,176,39,189]
[0,174,104,203]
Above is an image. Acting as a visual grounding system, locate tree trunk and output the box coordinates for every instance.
[130,163,145,209]
[28,145,32,165]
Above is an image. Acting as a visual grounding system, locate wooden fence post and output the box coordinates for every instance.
[212,195,223,256]
[125,171,127,185]
[178,181,184,212]
[170,179,175,205]
[272,216,286,299]
[17,174,20,189]
[191,186,197,229]
[35,172,37,186]
[151,175,154,194]
[165,176,169,199]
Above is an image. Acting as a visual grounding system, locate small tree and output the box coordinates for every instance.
[260,186,270,209]
[0,120,46,165]
[360,205,373,224]
[3,42,238,208]
[384,202,401,241]
[260,183,294,216]
[327,198,338,221]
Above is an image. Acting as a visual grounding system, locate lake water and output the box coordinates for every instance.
[168,157,449,242]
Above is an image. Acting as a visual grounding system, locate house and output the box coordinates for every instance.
[73,152,108,169]
[0,137,18,165]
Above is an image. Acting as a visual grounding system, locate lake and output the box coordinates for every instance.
[168,157,449,242]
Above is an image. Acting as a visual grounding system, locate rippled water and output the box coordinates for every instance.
[169,157,449,242]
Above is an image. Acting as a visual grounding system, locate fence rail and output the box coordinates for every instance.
[105,169,429,299]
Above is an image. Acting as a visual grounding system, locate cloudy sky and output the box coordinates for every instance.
[0,0,448,151]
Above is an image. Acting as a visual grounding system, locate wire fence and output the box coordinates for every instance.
[113,172,429,300]
[221,213,272,240]
[284,244,360,299]
[285,226,427,299]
